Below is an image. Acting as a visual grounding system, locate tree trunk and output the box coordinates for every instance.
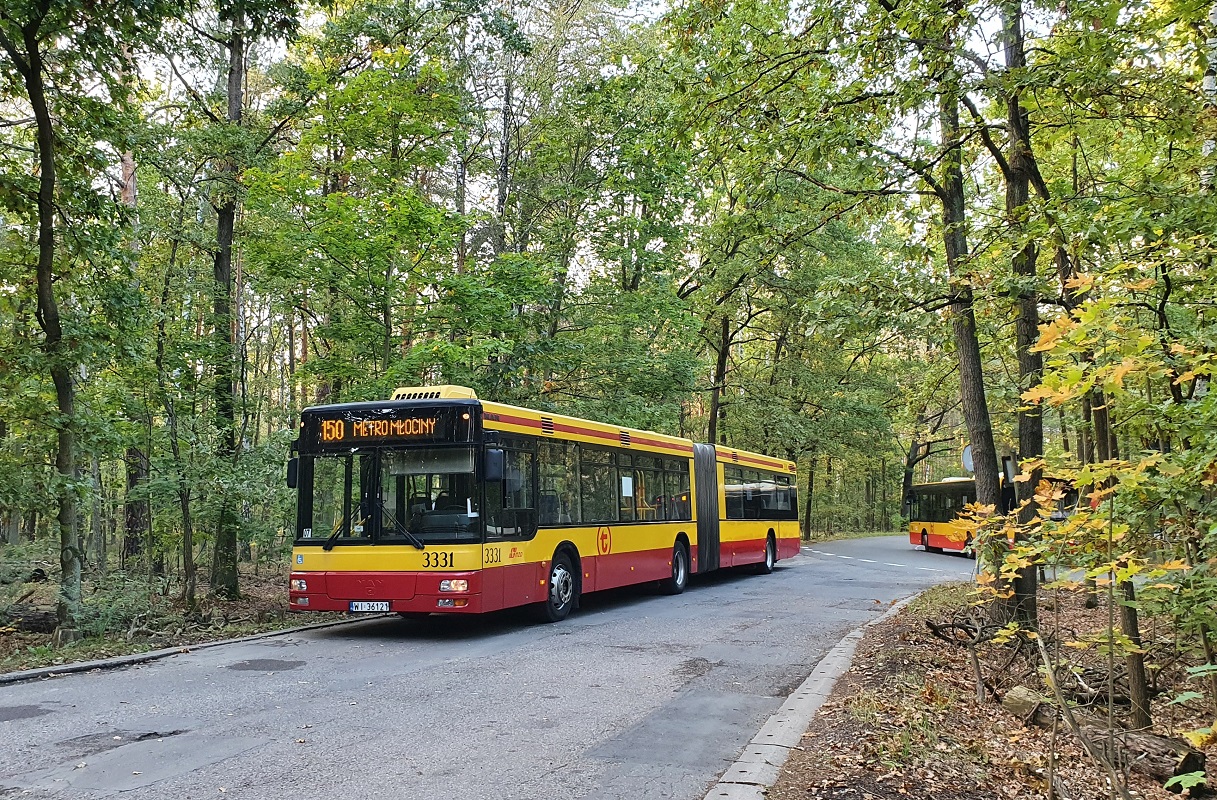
[495,71,513,255]
[4,511,18,545]
[1119,579,1153,729]
[1003,686,1053,726]
[210,14,245,600]
[803,449,815,539]
[123,447,148,565]
[1092,388,1113,462]
[115,44,151,573]
[939,92,1001,512]
[1003,0,1041,628]
[181,484,196,609]
[4,604,59,634]
[456,137,468,273]
[826,457,835,535]
[1079,725,1204,787]
[902,440,921,510]
[708,316,731,446]
[382,260,394,373]
[89,456,103,569]
[3,19,83,642]
[880,459,888,530]
[865,473,875,532]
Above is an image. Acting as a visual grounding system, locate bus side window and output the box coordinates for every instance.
[724,466,745,519]
[664,459,691,520]
[539,441,580,524]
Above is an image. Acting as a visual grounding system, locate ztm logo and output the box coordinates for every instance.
[597,527,612,556]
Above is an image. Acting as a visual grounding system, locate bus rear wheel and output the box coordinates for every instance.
[538,552,576,622]
[661,541,689,595]
[754,535,776,575]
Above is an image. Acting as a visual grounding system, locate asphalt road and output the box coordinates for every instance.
[0,536,974,800]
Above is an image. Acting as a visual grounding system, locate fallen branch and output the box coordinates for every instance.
[927,614,1004,701]
[1035,634,1137,800]
[1078,724,1205,791]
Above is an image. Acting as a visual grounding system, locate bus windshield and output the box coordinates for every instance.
[300,446,482,546]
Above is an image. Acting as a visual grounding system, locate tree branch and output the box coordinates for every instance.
[164,55,222,125]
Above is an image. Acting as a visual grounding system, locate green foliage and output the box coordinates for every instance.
[1164,771,1207,791]
[76,573,181,639]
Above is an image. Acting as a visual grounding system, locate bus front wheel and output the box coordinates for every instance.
[661,541,689,595]
[539,552,577,622]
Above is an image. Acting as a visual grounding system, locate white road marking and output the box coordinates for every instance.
[802,548,953,574]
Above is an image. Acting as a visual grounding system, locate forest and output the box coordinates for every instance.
[1,0,1216,730]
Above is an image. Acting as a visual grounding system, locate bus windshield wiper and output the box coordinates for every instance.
[381,501,425,550]
[397,525,426,550]
[323,510,362,551]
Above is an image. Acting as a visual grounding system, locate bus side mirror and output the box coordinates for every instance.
[286,457,299,489]
[484,448,505,482]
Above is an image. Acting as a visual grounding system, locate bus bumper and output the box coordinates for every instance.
[289,571,484,614]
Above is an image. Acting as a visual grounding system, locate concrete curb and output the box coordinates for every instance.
[0,615,389,687]
[701,592,924,800]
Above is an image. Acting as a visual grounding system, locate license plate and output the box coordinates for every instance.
[349,601,390,612]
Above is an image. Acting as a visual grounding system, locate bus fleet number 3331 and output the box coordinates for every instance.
[287,385,801,622]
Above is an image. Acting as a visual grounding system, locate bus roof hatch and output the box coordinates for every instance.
[390,385,478,401]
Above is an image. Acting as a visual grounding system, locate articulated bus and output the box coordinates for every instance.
[906,476,1077,556]
[906,478,984,555]
[287,385,800,622]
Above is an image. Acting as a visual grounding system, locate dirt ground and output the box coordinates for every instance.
[0,565,342,672]
[768,585,1215,800]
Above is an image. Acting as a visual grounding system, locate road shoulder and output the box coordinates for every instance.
[701,593,923,800]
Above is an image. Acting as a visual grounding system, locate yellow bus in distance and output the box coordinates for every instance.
[906,475,1076,556]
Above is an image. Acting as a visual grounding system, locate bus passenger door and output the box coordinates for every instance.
[485,446,538,610]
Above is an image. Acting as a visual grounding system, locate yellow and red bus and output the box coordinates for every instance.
[287,385,800,621]
[906,478,981,555]
[906,476,1076,556]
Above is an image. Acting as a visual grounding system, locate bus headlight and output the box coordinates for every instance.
[439,580,468,592]
[291,579,308,591]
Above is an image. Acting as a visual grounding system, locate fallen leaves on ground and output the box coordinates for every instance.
[768,582,1215,800]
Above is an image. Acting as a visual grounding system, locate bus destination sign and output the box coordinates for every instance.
[300,405,477,451]
[319,417,440,443]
